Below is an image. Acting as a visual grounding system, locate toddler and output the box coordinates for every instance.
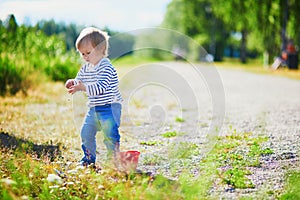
[65,27,122,166]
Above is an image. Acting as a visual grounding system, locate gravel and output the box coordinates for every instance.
[204,66,300,198]
[76,62,300,198]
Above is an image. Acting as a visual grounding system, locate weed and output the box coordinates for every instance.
[140,140,162,146]
[175,117,185,123]
[142,154,165,165]
[213,129,274,190]
[279,171,300,199]
[161,131,177,138]
[222,167,255,189]
[168,142,199,159]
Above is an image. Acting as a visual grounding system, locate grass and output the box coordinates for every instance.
[175,117,185,123]
[112,55,163,68]
[214,57,300,80]
[142,154,165,165]
[161,131,178,138]
[112,55,300,81]
[206,129,274,190]
[279,171,300,200]
[168,142,199,159]
[140,140,162,146]
[0,99,282,200]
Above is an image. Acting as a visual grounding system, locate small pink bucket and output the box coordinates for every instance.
[119,150,140,172]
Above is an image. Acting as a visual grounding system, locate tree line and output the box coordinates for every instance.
[161,0,300,63]
[1,0,300,95]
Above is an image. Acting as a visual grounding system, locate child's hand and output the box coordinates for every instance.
[65,79,74,89]
[68,80,86,94]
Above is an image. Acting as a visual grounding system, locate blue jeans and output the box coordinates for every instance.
[80,103,121,163]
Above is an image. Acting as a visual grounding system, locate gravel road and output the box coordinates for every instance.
[73,61,300,198]
[209,65,300,198]
[115,61,300,198]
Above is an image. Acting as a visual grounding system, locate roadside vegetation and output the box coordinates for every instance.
[280,171,300,200]
[214,58,300,81]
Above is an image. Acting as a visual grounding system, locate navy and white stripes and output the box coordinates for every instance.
[74,58,122,107]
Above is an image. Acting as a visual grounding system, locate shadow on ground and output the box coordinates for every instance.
[0,131,62,161]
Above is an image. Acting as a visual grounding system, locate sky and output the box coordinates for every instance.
[0,0,172,32]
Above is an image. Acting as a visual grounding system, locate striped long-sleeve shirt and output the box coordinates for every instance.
[74,58,122,107]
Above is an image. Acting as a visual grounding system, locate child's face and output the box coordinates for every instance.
[78,41,103,66]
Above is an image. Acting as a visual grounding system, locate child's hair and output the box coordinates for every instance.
[76,27,109,57]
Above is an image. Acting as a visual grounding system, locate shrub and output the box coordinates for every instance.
[45,56,79,82]
[0,27,79,96]
[0,55,22,95]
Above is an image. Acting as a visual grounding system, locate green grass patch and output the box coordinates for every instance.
[168,142,199,159]
[210,130,273,189]
[279,171,300,200]
[222,167,254,189]
[142,154,165,165]
[112,55,162,68]
[175,117,185,123]
[161,131,178,138]
[140,140,162,146]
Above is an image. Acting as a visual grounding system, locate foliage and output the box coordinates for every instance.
[288,0,300,46]
[0,55,23,95]
[133,29,174,60]
[0,15,79,95]
[140,140,162,146]
[162,0,300,64]
[175,116,185,123]
[280,171,300,199]
[142,154,165,165]
[168,142,199,159]
[2,1,300,68]
[161,131,177,138]
[0,14,139,96]
[108,31,135,59]
[213,130,273,189]
[35,19,80,51]
[254,0,282,61]
[112,54,162,68]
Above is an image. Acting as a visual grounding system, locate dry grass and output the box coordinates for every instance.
[0,82,80,161]
[214,58,300,80]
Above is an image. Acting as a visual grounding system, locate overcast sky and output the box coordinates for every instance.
[0,0,171,32]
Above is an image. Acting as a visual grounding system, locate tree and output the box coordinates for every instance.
[161,0,185,33]
[64,23,80,50]
[162,0,300,64]
[254,0,282,63]
[288,0,300,47]
[6,14,18,33]
[3,14,18,49]
[211,0,258,63]
[162,0,230,61]
[35,20,81,50]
